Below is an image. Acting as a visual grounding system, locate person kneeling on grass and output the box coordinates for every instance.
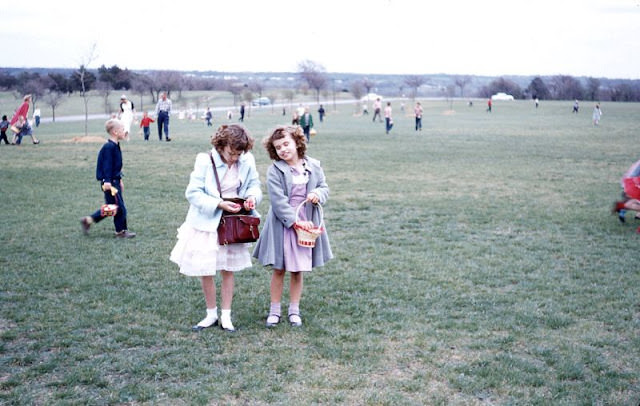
[12,115,40,145]
[80,119,136,238]
[612,158,640,232]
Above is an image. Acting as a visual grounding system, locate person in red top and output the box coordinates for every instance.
[612,159,640,231]
[139,111,155,141]
[486,98,492,113]
[10,94,39,144]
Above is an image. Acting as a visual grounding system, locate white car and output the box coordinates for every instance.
[252,97,271,106]
[491,92,514,101]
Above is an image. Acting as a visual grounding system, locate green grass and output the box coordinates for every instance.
[1,97,639,405]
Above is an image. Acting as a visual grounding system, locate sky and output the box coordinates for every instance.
[2,0,640,79]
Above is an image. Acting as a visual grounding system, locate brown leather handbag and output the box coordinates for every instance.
[210,153,260,245]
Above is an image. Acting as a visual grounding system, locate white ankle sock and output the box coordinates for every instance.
[288,302,300,316]
[197,307,218,328]
[270,302,281,317]
[220,309,234,330]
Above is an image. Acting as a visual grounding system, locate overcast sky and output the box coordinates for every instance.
[2,0,639,79]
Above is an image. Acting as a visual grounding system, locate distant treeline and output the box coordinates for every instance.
[1,66,639,103]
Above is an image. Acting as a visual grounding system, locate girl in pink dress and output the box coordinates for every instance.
[253,125,332,327]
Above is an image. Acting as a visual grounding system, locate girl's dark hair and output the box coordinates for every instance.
[211,124,254,153]
[263,125,307,161]
[2,115,6,121]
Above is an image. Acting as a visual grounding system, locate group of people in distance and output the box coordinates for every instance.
[3,88,624,331]
[0,94,40,145]
[81,117,332,332]
[115,92,173,142]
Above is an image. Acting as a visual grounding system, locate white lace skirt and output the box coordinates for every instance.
[169,224,252,276]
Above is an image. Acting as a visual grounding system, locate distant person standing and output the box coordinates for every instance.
[33,107,41,127]
[362,103,369,115]
[119,95,135,137]
[573,99,579,113]
[239,103,245,122]
[486,98,492,113]
[299,107,314,142]
[592,104,602,126]
[139,111,155,141]
[372,98,382,122]
[155,92,172,141]
[384,102,393,135]
[0,115,10,145]
[414,101,423,131]
[317,105,325,122]
[534,98,539,108]
[205,107,213,126]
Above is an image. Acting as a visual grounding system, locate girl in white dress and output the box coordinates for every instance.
[170,124,262,332]
[119,95,135,137]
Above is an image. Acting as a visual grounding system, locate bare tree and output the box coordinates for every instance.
[242,91,253,117]
[95,80,114,115]
[42,90,65,122]
[130,73,153,110]
[548,75,583,100]
[362,77,375,95]
[585,77,601,101]
[350,80,365,114]
[404,75,426,100]
[249,81,265,98]
[297,60,328,105]
[77,44,98,136]
[151,70,183,100]
[454,75,472,98]
[227,82,244,106]
[282,89,295,111]
[443,84,456,110]
[267,92,278,114]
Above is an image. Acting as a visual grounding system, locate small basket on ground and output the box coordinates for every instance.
[293,202,324,247]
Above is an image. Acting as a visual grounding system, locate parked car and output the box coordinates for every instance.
[252,97,271,106]
[491,92,514,101]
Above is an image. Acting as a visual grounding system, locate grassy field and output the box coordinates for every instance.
[1,97,639,405]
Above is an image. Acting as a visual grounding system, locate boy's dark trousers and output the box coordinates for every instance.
[90,182,128,232]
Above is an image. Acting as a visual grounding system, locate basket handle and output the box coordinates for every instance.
[295,201,324,230]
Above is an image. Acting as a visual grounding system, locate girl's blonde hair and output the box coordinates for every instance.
[105,118,123,134]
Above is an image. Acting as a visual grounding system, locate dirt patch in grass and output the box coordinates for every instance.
[61,136,106,143]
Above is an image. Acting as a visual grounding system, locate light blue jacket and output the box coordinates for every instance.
[183,149,262,232]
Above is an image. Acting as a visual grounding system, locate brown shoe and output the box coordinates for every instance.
[115,230,136,238]
[80,217,91,234]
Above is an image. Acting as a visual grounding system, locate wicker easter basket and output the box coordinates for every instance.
[100,204,118,217]
[100,186,119,217]
[293,202,324,247]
